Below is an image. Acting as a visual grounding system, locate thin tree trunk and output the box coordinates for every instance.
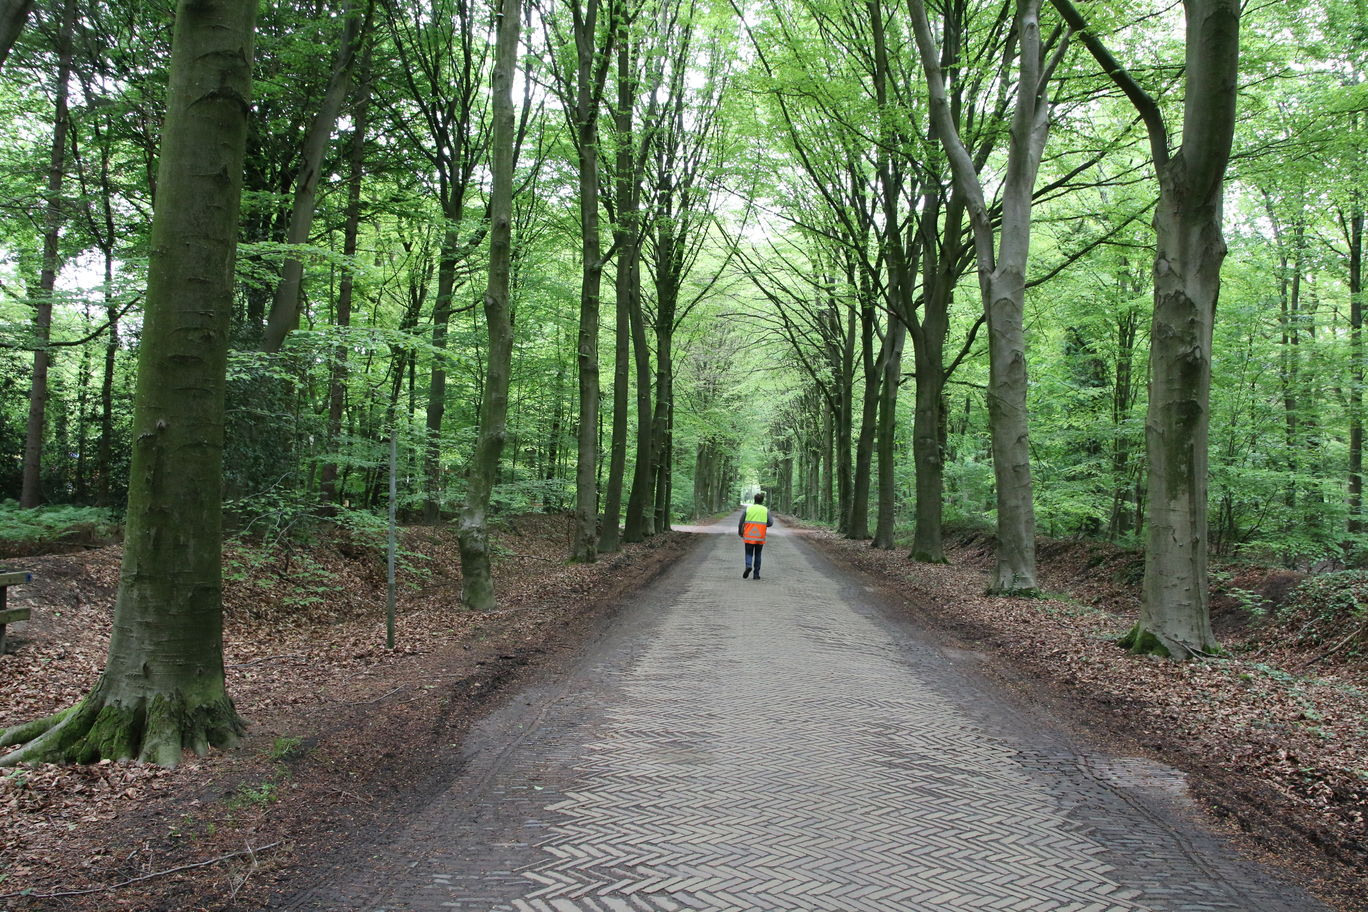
[910,343,946,562]
[2,0,256,766]
[601,39,639,553]
[457,0,519,611]
[1348,207,1363,536]
[835,302,855,531]
[872,319,905,548]
[261,0,369,353]
[566,0,616,562]
[651,320,673,531]
[570,136,605,560]
[97,260,118,507]
[848,295,879,539]
[622,266,654,540]
[321,43,372,505]
[19,0,76,509]
[423,230,460,523]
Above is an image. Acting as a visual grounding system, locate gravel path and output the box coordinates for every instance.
[278,517,1324,912]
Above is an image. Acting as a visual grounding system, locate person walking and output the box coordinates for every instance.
[739,491,773,579]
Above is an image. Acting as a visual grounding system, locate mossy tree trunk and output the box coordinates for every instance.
[457,0,519,612]
[2,0,257,766]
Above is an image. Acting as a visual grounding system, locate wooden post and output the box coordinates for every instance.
[0,571,34,654]
[386,430,397,650]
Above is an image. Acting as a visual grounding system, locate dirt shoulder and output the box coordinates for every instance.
[798,524,1368,912]
[0,515,697,911]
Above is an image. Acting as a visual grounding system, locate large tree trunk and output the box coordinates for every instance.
[984,265,1038,591]
[0,0,32,67]
[1126,184,1226,656]
[2,0,257,766]
[19,0,76,509]
[1053,0,1240,656]
[261,0,368,353]
[457,0,519,611]
[911,0,1055,593]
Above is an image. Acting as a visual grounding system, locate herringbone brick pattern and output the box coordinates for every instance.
[279,522,1324,912]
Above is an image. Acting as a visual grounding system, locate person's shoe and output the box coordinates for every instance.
[743,566,751,578]
[752,573,761,580]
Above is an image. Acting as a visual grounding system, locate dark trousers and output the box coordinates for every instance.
[744,542,764,573]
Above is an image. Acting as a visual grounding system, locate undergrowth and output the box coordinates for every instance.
[0,501,119,552]
[1279,570,1368,660]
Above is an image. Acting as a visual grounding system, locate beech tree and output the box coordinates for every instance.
[456,0,519,611]
[542,0,624,561]
[2,0,257,764]
[18,0,76,509]
[910,0,1069,593]
[1052,0,1241,656]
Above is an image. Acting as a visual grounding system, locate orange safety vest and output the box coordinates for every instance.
[742,503,769,544]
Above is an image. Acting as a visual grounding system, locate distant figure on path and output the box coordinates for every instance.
[739,492,773,579]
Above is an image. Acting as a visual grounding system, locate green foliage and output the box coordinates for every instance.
[0,501,119,546]
[225,780,278,809]
[267,735,304,761]
[1278,571,1368,656]
[222,537,339,615]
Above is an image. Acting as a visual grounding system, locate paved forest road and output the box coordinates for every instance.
[279,517,1324,912]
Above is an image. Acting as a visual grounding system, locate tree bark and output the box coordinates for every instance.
[847,294,880,540]
[261,0,369,353]
[622,251,654,540]
[601,37,640,553]
[1053,0,1239,656]
[1349,206,1364,536]
[457,0,519,611]
[19,0,76,509]
[0,0,32,67]
[872,318,905,548]
[2,0,256,766]
[560,0,619,562]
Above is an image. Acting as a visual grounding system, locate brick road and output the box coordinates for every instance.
[279,518,1325,912]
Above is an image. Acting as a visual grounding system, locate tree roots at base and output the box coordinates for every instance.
[1116,623,1223,660]
[0,687,243,767]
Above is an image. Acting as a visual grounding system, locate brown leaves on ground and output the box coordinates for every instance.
[0,514,692,910]
[803,526,1368,912]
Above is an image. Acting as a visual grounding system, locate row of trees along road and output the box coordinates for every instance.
[0,0,1363,763]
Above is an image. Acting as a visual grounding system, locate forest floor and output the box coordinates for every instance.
[0,514,697,911]
[1,516,1366,911]
[801,524,1368,912]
